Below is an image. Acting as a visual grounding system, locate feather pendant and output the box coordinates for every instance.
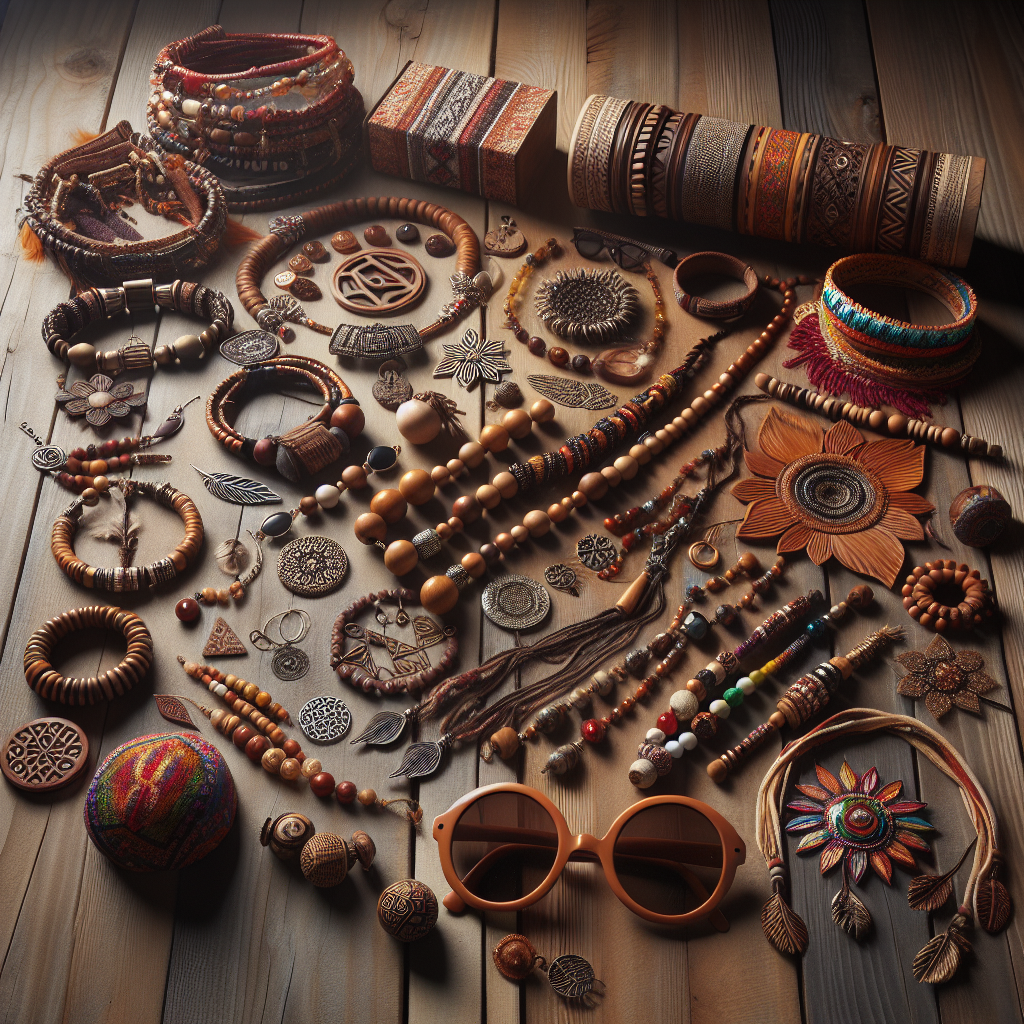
[350,710,411,746]
[832,873,872,940]
[215,538,250,576]
[192,465,282,505]
[89,491,140,568]
[389,739,448,779]
[154,695,197,729]
[907,842,973,912]
[975,876,1012,933]
[526,374,619,411]
[761,889,809,955]
[912,914,972,984]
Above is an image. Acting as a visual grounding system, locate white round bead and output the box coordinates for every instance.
[593,670,613,696]
[669,689,699,721]
[628,758,658,789]
[213,683,228,697]
[314,484,341,509]
[679,731,698,751]
[737,676,756,695]
[645,728,666,745]
[709,662,727,683]
[665,739,683,758]
[709,699,731,719]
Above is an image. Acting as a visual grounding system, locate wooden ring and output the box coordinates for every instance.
[900,558,993,632]
[330,248,426,315]
[23,607,153,705]
[688,541,720,571]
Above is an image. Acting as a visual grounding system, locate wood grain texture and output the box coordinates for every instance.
[770,0,883,142]
[866,0,1024,253]
[0,3,1021,1024]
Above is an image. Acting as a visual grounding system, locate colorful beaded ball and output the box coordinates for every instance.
[84,732,236,872]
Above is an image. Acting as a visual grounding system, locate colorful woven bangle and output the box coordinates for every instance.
[24,606,153,705]
[822,254,977,351]
[20,121,227,286]
[673,251,758,320]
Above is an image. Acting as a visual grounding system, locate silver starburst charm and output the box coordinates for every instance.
[433,328,513,390]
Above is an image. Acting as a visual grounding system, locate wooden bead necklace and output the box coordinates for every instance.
[329,589,459,695]
[206,355,363,482]
[522,557,784,777]
[754,372,1004,460]
[52,479,204,593]
[24,606,153,704]
[236,196,481,340]
[43,278,234,375]
[631,587,873,789]
[901,559,995,632]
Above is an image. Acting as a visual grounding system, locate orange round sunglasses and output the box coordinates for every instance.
[433,783,746,929]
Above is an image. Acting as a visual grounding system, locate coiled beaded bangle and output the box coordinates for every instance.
[51,479,204,592]
[43,278,234,375]
[24,606,153,704]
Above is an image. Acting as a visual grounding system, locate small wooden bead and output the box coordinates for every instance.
[446,458,465,476]
[461,552,487,578]
[261,747,286,774]
[492,472,518,499]
[613,455,638,480]
[510,525,530,544]
[300,757,323,779]
[495,532,515,552]
[384,540,419,576]
[578,472,608,499]
[476,484,501,509]
[600,466,622,487]
[458,443,484,470]
[529,399,555,423]
[354,512,388,544]
[452,494,481,523]
[357,788,377,806]
[547,502,569,523]
[421,575,459,615]
[431,465,451,485]
[502,409,532,439]
[490,726,520,760]
[341,465,369,489]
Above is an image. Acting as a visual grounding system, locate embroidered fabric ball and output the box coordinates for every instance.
[84,732,236,871]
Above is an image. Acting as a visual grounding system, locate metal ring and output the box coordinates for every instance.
[688,541,720,571]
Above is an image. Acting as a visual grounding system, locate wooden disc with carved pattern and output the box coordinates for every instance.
[331,248,426,315]
[2,717,89,793]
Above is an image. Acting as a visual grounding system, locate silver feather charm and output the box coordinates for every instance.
[389,736,450,779]
[350,710,412,746]
[192,466,283,505]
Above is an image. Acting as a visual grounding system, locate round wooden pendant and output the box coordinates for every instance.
[484,224,527,258]
[331,248,426,315]
[277,536,349,596]
[2,717,89,793]
[377,878,438,941]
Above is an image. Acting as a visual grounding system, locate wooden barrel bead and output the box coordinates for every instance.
[261,812,315,860]
[300,831,350,887]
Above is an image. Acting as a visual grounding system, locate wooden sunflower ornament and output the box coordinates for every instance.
[732,407,933,587]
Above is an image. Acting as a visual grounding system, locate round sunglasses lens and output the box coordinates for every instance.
[617,244,647,270]
[452,792,560,904]
[612,804,725,916]
[574,233,605,259]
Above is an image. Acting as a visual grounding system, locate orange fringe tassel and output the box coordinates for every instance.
[19,223,44,262]
[224,217,262,247]
[70,128,100,147]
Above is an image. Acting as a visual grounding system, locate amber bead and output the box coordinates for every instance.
[548,346,569,367]
[364,224,391,246]
[357,788,377,806]
[527,336,546,356]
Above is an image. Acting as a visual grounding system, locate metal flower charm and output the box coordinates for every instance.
[895,635,997,719]
[56,374,147,427]
[787,761,933,885]
[733,408,933,587]
[433,328,512,390]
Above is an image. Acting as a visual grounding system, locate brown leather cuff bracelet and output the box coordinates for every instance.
[672,251,759,320]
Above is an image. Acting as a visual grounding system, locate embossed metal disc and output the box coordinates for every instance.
[272,645,309,680]
[2,717,89,793]
[219,330,279,366]
[481,575,551,631]
[576,533,617,572]
[277,536,349,596]
[299,695,352,743]
[32,445,66,472]
[547,954,596,999]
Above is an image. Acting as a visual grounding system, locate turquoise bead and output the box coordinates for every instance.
[723,687,744,708]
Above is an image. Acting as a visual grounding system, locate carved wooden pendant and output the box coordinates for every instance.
[331,249,426,315]
[484,217,527,258]
[153,695,197,729]
[202,617,247,657]
[2,717,89,793]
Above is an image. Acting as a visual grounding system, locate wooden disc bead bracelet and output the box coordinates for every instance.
[901,559,995,631]
[44,278,234,375]
[24,606,153,704]
[236,196,480,339]
[51,480,203,592]
[206,355,363,481]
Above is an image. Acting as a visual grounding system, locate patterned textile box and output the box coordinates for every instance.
[364,61,557,205]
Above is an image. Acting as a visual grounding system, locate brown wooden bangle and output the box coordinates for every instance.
[900,559,995,632]
[51,480,204,593]
[23,606,153,705]
[236,196,481,338]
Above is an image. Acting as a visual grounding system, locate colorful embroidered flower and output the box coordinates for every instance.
[787,761,933,885]
[433,328,512,389]
[732,407,933,587]
[895,635,997,719]
[56,374,147,428]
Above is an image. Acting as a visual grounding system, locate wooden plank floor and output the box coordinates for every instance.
[0,2,1021,1023]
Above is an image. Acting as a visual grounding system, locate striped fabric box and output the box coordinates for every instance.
[365,61,557,205]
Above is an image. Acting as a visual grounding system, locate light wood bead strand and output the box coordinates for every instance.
[754,373,1003,459]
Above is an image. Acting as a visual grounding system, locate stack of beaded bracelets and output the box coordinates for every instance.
[20,121,227,285]
[206,356,362,481]
[43,278,233,375]
[51,480,203,592]
[236,196,480,338]
[24,607,153,704]
[148,26,364,211]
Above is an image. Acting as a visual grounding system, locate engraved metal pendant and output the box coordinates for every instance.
[299,696,352,743]
[389,735,450,779]
[277,536,349,596]
[329,322,424,361]
[219,330,279,366]
[350,708,414,746]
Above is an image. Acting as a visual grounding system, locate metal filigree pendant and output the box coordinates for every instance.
[329,322,424,361]
[526,374,618,410]
[299,696,352,743]
[277,536,349,596]
[433,328,512,390]
[576,534,617,572]
[220,330,279,365]
[544,563,580,596]
[389,736,450,779]
[482,575,551,631]
[272,646,309,680]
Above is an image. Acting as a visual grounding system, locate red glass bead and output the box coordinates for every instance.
[245,734,268,762]
[335,780,357,804]
[527,336,546,356]
[657,710,679,735]
[581,718,606,743]
[310,771,336,798]
[514,326,529,342]
[282,738,301,758]
[175,598,200,622]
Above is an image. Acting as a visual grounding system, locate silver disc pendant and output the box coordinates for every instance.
[547,954,596,999]
[481,575,551,631]
[219,330,279,365]
[299,696,352,743]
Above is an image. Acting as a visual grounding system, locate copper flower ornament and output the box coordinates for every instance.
[732,408,933,587]
[56,374,147,427]
[896,635,997,719]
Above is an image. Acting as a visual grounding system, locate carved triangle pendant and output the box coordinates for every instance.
[203,617,247,657]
